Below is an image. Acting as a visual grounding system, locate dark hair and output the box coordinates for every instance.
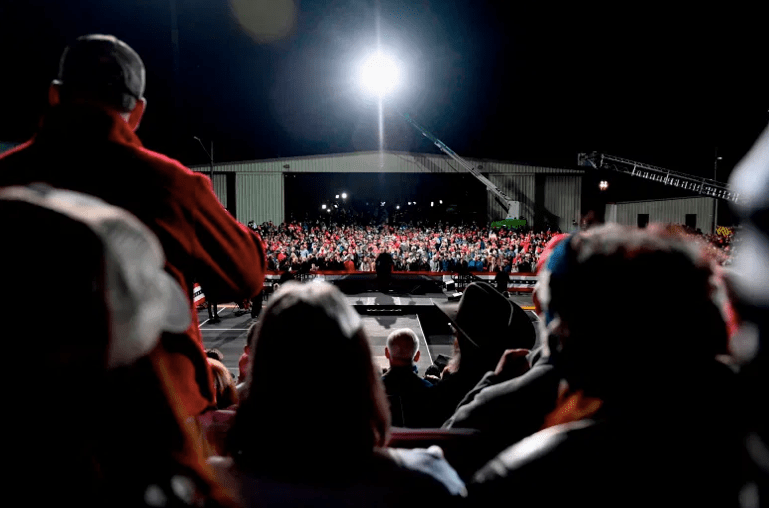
[543,223,728,400]
[228,282,390,480]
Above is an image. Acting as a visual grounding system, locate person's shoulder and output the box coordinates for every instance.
[473,419,598,484]
[133,147,206,182]
[380,447,467,498]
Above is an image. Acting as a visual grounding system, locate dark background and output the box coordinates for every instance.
[1,1,766,219]
[284,172,488,224]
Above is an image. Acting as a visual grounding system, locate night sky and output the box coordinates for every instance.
[1,1,767,189]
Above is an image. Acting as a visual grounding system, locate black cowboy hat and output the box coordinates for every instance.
[435,281,536,355]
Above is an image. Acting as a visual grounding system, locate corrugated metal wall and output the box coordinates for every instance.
[190,151,583,176]
[187,151,584,227]
[212,174,227,208]
[487,174,536,222]
[236,173,284,225]
[544,176,582,232]
[610,197,715,232]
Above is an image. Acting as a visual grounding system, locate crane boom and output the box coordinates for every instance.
[578,152,740,203]
[400,112,521,219]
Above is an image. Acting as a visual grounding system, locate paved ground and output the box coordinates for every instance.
[200,288,537,379]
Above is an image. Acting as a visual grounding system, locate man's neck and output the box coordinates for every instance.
[388,362,417,371]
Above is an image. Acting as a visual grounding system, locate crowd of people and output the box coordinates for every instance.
[250,219,737,274]
[1,34,765,508]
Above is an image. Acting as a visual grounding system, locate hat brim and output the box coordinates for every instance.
[157,270,193,333]
[434,299,479,346]
[434,287,535,352]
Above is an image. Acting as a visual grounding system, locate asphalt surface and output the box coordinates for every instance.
[199,288,536,379]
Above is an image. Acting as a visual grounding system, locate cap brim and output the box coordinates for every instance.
[157,270,193,333]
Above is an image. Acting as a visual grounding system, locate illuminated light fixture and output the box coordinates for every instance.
[380,202,385,206]
[431,202,434,207]
[341,193,347,199]
[396,205,400,209]
[439,200,443,204]
[599,180,609,191]
[360,52,400,97]
[321,204,327,210]
[334,204,338,209]
[335,194,340,199]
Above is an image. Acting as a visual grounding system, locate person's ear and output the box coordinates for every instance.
[385,347,391,360]
[48,81,62,107]
[413,350,421,363]
[127,97,147,131]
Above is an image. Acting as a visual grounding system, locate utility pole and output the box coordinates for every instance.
[209,140,214,183]
[193,136,214,183]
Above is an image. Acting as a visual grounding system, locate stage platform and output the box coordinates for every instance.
[199,277,536,379]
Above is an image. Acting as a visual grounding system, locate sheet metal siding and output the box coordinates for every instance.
[192,170,228,208]
[487,174,536,223]
[212,174,227,208]
[189,151,583,175]
[612,197,714,231]
[544,176,582,232]
[188,152,583,227]
[236,173,284,225]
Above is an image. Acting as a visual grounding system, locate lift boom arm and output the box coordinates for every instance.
[401,112,520,219]
[577,152,739,203]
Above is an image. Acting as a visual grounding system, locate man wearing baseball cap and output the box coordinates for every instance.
[0,34,266,416]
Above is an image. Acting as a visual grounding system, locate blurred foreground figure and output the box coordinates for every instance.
[217,281,467,507]
[0,185,235,507]
[727,123,769,508]
[469,223,742,507]
[0,34,266,416]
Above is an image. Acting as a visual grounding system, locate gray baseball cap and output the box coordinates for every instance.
[54,34,145,110]
[0,185,189,368]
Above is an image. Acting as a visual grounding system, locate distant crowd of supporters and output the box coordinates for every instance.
[248,219,736,273]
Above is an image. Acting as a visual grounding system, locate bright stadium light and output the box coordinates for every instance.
[335,194,340,199]
[341,192,348,199]
[359,51,400,98]
[599,180,609,191]
[321,204,327,210]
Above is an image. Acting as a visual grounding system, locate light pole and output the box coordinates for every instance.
[193,136,214,183]
[713,147,722,234]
